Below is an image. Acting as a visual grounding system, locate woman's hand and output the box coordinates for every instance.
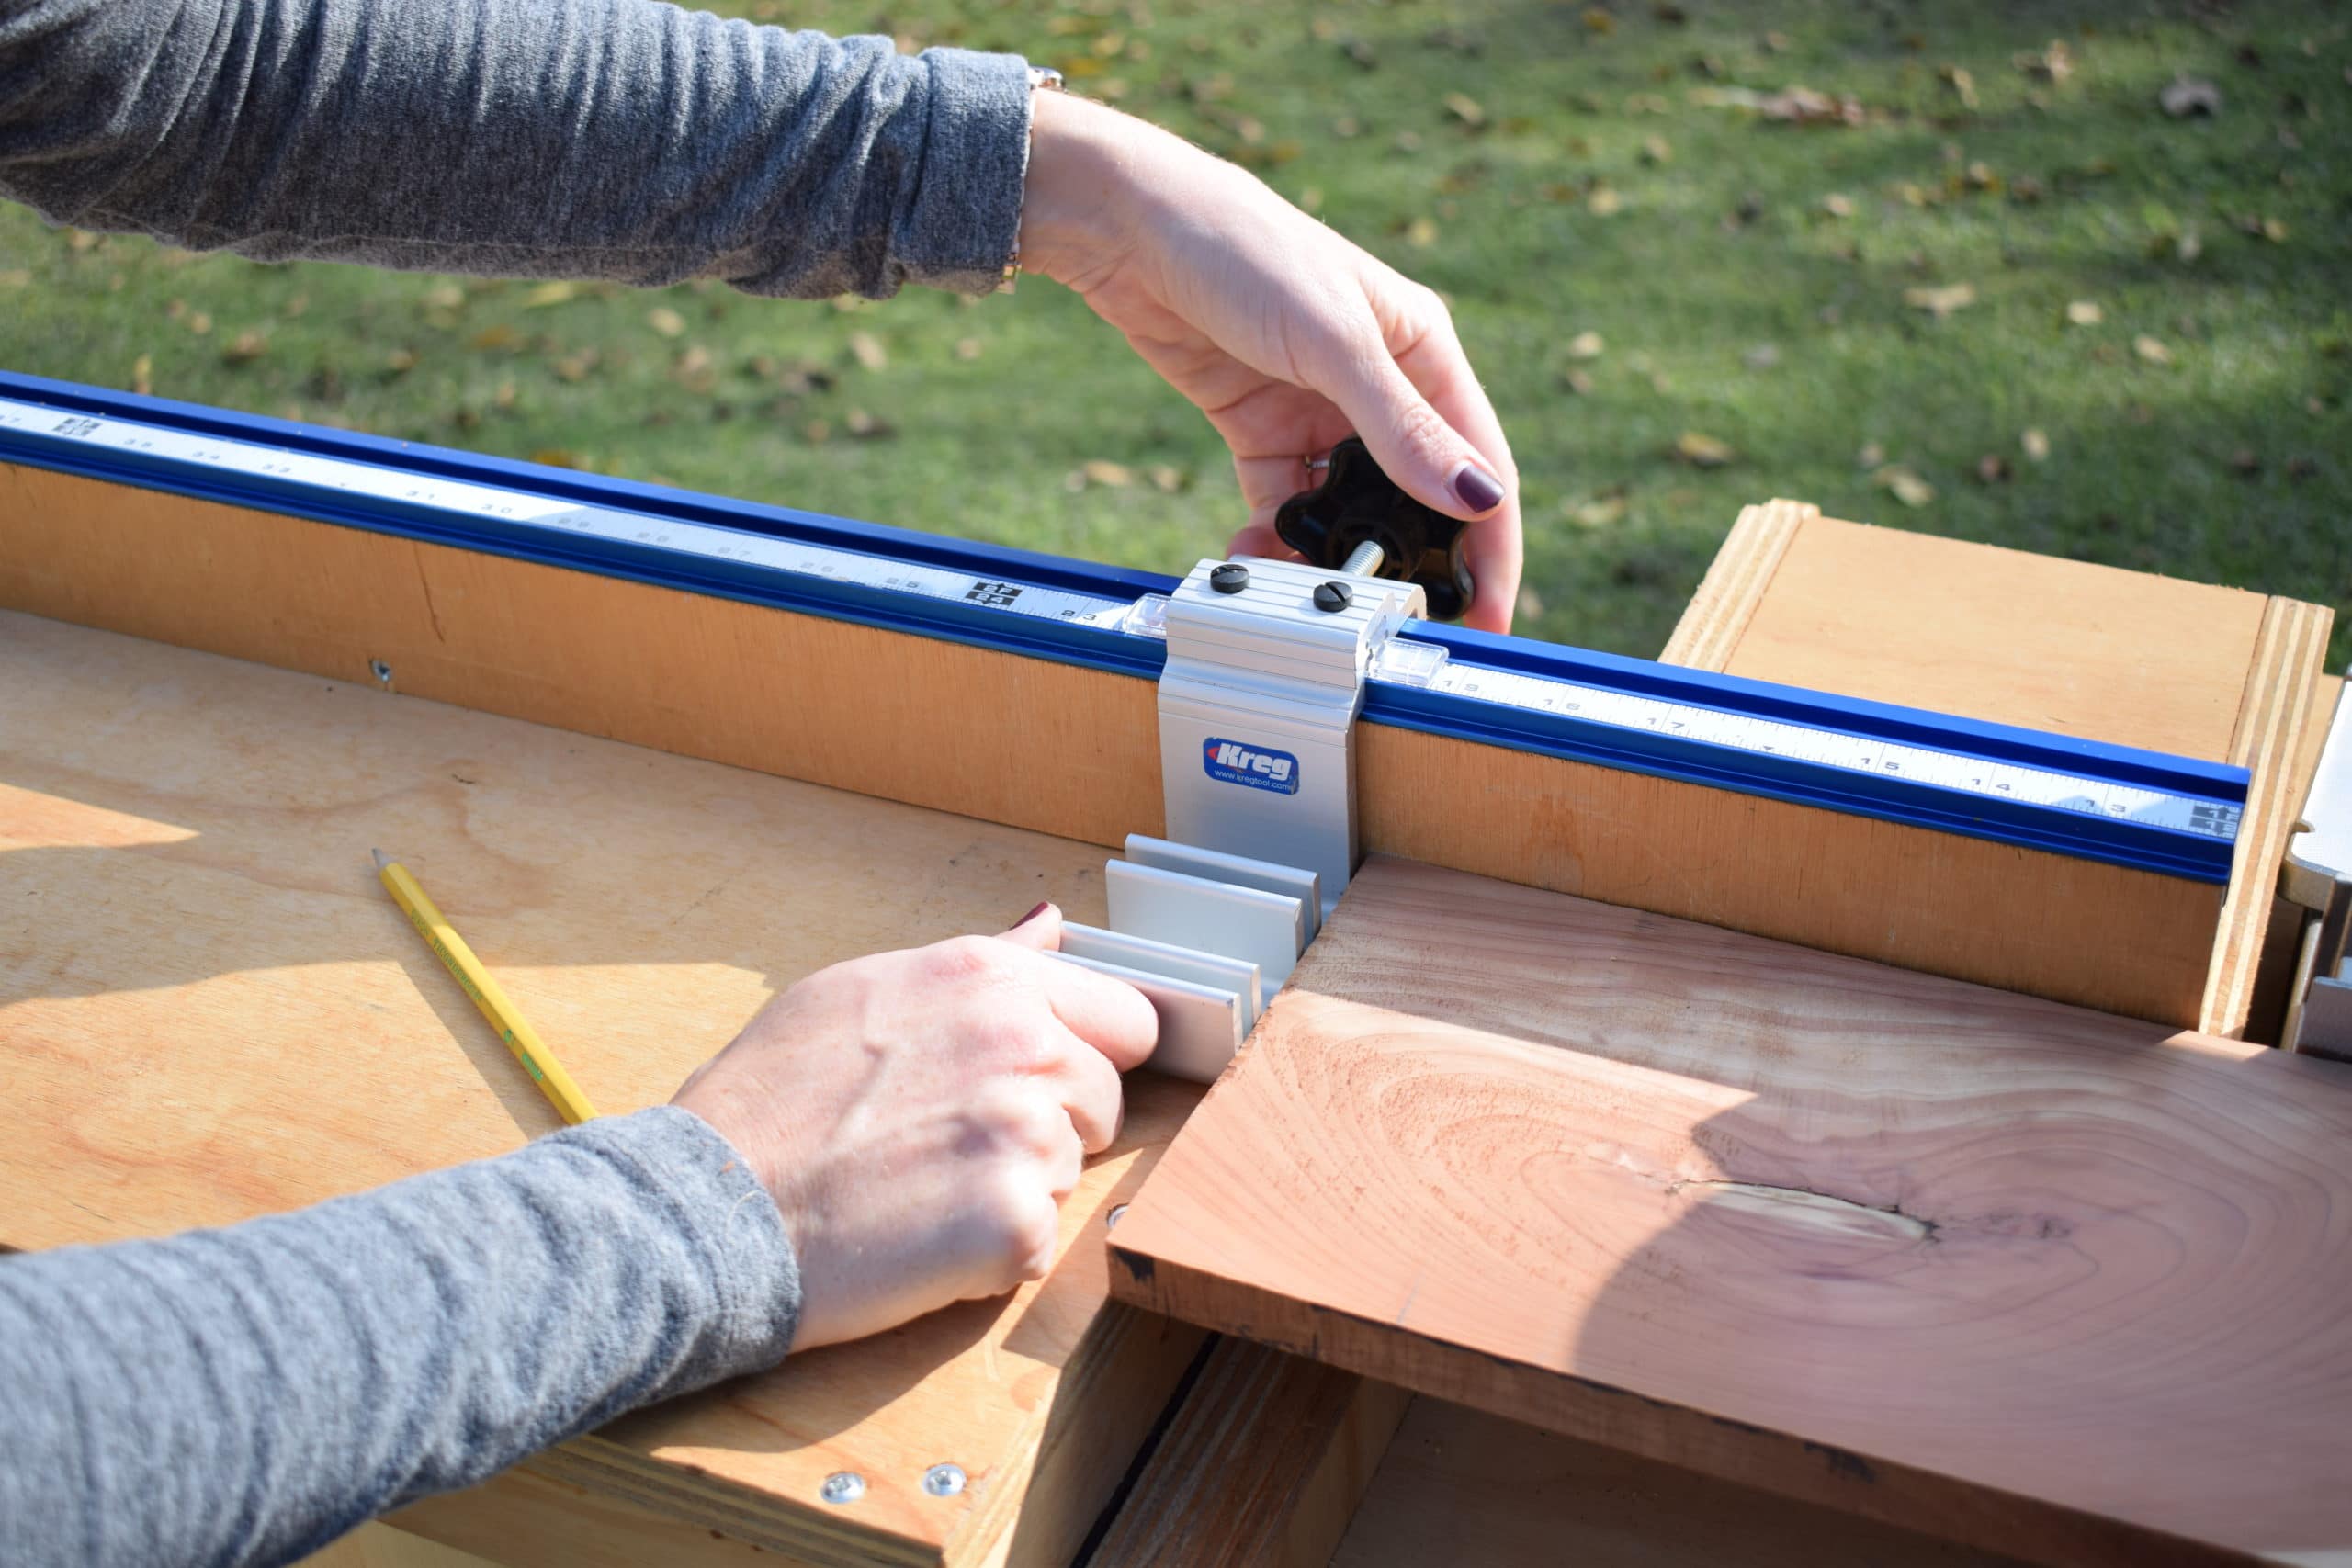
[1018,91,1522,633]
[672,904,1156,1350]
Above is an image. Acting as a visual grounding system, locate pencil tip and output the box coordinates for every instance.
[370,848,391,871]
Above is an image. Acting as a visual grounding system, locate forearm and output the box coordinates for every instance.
[0,1106,798,1568]
[0,0,1031,297]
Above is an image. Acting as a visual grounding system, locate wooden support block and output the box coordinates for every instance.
[1331,1398,2029,1568]
[4,467,2326,1025]
[1085,1339,1411,1568]
[1109,855,2352,1566]
[0,611,1206,1568]
[1659,507,2334,1034]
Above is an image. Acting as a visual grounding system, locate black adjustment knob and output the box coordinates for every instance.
[1273,437,1475,621]
[1208,561,1250,594]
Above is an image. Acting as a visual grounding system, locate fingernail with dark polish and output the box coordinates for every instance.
[1452,463,1506,514]
[1014,900,1051,927]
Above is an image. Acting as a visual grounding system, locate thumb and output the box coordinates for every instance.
[998,900,1063,952]
[1326,358,1509,525]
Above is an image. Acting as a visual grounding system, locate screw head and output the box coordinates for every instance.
[922,1463,967,1497]
[1208,561,1250,594]
[368,659,394,686]
[1106,1202,1128,1229]
[1313,581,1353,613]
[820,1472,866,1505]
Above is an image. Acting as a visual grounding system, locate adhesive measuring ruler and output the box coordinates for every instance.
[0,371,2245,882]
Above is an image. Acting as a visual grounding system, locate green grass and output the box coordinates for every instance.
[4,0,2347,663]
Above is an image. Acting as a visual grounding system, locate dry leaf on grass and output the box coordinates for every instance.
[1566,330,1605,360]
[2134,334,2173,365]
[2021,427,2051,462]
[222,330,266,365]
[130,355,153,397]
[2065,299,2104,326]
[847,331,888,371]
[1904,282,1977,320]
[1586,186,1623,217]
[1080,459,1135,488]
[1873,464,1936,507]
[647,307,686,338]
[1940,65,1978,109]
[1672,431,1737,468]
[524,281,577,308]
[1442,93,1486,129]
[2159,75,2222,118]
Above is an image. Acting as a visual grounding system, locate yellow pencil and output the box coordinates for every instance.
[373,850,598,1125]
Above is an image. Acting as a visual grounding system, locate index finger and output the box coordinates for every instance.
[1392,314,1523,634]
[1031,951,1159,1073]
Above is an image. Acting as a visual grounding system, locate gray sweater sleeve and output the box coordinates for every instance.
[0,0,1035,297]
[0,1106,802,1568]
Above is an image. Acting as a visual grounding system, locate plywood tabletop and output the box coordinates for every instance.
[1110,853,2352,1566]
[0,608,1204,1566]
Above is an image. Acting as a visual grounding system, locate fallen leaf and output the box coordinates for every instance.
[424,283,465,311]
[802,418,832,445]
[529,448,581,468]
[1148,465,1188,493]
[2010,175,2045,202]
[282,294,309,320]
[131,355,153,396]
[844,408,897,439]
[1672,431,1737,468]
[2015,39,2074,85]
[1964,161,2000,192]
[552,349,599,382]
[494,379,517,411]
[1873,464,1936,507]
[1582,7,1614,35]
[2065,299,2104,326]
[1641,134,1672,164]
[1569,493,1629,527]
[1820,192,1856,218]
[1561,367,1597,396]
[2159,75,2222,118]
[1940,65,1979,109]
[673,344,716,391]
[955,337,983,361]
[647,307,686,338]
[1566,330,1605,360]
[847,331,888,371]
[469,323,520,352]
[1762,30,1790,52]
[1586,186,1623,217]
[187,310,212,336]
[524,281,577,308]
[1516,585,1547,621]
[1975,454,2011,483]
[2228,447,2261,477]
[1757,85,1865,127]
[1081,459,1136,488]
[2021,427,2051,462]
[1903,282,1977,320]
[2133,334,2173,365]
[1405,215,1440,246]
[1856,441,1886,468]
[67,228,100,252]
[222,330,266,365]
[1442,92,1486,129]
[385,348,418,376]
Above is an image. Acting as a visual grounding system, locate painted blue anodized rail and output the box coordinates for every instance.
[0,369,2246,882]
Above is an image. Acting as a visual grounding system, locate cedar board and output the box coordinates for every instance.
[1110,854,2352,1566]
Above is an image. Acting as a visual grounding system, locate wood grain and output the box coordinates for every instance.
[1332,1398,2029,1568]
[1085,1338,1410,1568]
[1653,499,1811,671]
[0,610,1205,1567]
[1110,855,2352,1566]
[1656,510,2333,1036]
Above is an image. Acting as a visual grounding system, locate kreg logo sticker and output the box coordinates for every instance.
[1203,738,1300,795]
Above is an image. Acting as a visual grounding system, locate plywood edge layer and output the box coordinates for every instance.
[1103,1253,2225,1568]
[2202,596,2335,1035]
[0,463,1164,851]
[1356,724,2219,1024]
[1657,498,1814,671]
